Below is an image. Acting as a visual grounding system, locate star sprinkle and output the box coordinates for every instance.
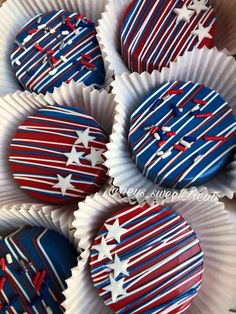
[85,147,105,167]
[174,4,194,23]
[107,254,129,279]
[93,237,116,261]
[103,275,127,303]
[63,146,84,166]
[53,174,75,196]
[75,128,96,148]
[191,23,213,42]
[105,219,127,243]
[189,0,208,15]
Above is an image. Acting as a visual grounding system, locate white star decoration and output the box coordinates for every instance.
[192,23,212,42]
[103,275,127,303]
[75,128,96,148]
[174,4,194,23]
[63,146,84,166]
[93,237,116,261]
[189,0,208,15]
[53,174,75,196]
[85,147,105,167]
[105,219,127,243]
[107,254,129,279]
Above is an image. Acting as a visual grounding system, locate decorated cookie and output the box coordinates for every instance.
[9,105,108,204]
[128,81,236,189]
[120,0,216,72]
[0,226,77,313]
[11,10,105,94]
[90,203,204,313]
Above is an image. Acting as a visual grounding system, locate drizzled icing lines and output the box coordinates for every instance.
[11,10,105,93]
[90,204,204,313]
[9,106,108,204]
[128,81,236,189]
[120,0,215,72]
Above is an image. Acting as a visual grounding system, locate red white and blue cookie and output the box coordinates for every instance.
[0,226,77,313]
[90,203,204,313]
[9,105,108,204]
[11,10,105,94]
[120,0,216,72]
[128,81,236,189]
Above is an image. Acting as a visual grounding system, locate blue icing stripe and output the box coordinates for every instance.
[11,10,105,94]
[129,81,236,189]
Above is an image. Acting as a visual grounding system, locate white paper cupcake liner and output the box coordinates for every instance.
[0,201,80,313]
[104,48,236,202]
[0,81,116,206]
[97,0,236,77]
[0,0,113,95]
[69,189,236,314]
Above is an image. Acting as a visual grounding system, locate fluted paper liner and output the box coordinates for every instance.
[97,0,236,77]
[0,201,80,313]
[0,81,116,206]
[68,190,236,314]
[0,0,113,95]
[104,48,236,201]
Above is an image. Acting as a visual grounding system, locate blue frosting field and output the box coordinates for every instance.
[129,81,236,189]
[11,10,105,94]
[0,226,77,313]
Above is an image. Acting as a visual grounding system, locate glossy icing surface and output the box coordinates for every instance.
[0,226,77,313]
[11,10,105,94]
[9,105,108,204]
[128,81,236,189]
[120,0,216,72]
[90,204,204,313]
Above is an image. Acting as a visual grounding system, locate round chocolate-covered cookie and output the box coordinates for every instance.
[9,105,108,204]
[129,81,236,189]
[120,0,216,72]
[90,203,204,313]
[11,10,105,93]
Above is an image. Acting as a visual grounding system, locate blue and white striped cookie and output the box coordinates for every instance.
[128,81,236,189]
[11,10,105,94]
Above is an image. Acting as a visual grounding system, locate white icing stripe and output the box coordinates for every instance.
[90,215,182,265]
[175,126,236,185]
[186,143,236,187]
[16,13,78,77]
[12,11,66,60]
[158,112,234,185]
[37,229,65,291]
[129,82,178,133]
[155,3,211,69]
[25,28,91,86]
[145,91,219,177]
[138,0,179,72]
[134,82,200,156]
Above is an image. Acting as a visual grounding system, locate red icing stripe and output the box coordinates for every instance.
[46,49,55,55]
[157,140,166,147]
[0,277,6,290]
[166,131,176,136]
[195,113,212,118]
[166,89,183,95]
[28,29,38,35]
[204,136,226,141]
[150,126,158,135]
[50,56,58,64]
[173,144,186,152]
[0,258,5,271]
[192,99,207,105]
[80,60,94,68]
[35,269,46,292]
[82,53,92,61]
[65,16,75,31]
[34,44,44,52]
[33,271,41,286]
